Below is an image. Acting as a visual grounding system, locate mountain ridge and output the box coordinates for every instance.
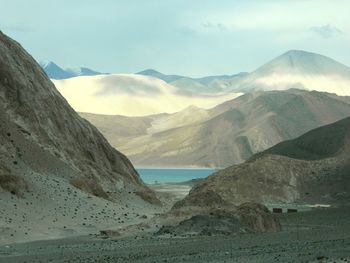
[40,60,103,79]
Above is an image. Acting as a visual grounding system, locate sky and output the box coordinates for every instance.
[1,0,350,77]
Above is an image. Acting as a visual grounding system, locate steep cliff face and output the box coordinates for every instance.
[175,117,350,207]
[0,31,157,203]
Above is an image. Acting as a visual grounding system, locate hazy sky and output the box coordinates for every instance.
[1,0,350,77]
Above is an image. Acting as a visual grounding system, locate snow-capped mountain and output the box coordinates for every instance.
[227,50,350,95]
[39,60,103,79]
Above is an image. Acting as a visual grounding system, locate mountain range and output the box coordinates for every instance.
[80,89,350,167]
[49,50,350,118]
[137,69,247,93]
[40,60,103,79]
[175,116,350,208]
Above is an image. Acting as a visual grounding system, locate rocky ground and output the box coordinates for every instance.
[0,206,349,263]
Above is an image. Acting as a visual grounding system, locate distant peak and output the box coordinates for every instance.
[138,69,162,75]
[182,105,202,112]
[257,49,345,72]
[280,49,323,58]
[284,49,309,54]
[39,60,57,68]
[39,61,102,79]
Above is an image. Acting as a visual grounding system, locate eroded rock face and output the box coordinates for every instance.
[0,31,158,204]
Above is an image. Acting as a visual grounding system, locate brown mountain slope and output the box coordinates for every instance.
[0,31,159,244]
[174,117,350,208]
[81,89,350,167]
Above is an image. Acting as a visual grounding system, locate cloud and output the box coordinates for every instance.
[310,24,342,38]
[201,22,227,31]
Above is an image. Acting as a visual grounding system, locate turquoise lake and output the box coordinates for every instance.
[137,168,217,183]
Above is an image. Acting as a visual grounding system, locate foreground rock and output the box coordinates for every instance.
[175,117,350,207]
[0,31,159,245]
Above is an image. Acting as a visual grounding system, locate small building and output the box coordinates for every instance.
[272,208,283,213]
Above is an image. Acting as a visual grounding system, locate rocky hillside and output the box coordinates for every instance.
[81,89,350,167]
[0,31,159,244]
[174,117,350,207]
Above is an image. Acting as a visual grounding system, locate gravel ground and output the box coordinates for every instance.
[0,207,349,263]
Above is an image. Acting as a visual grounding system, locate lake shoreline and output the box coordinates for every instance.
[137,168,218,184]
[136,166,224,170]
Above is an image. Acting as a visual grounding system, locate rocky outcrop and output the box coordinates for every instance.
[236,203,281,232]
[159,203,280,236]
[175,117,350,207]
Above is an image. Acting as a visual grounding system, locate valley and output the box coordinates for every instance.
[1,4,350,260]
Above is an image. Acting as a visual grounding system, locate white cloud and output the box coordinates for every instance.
[310,24,342,38]
[186,0,350,32]
[201,22,227,31]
